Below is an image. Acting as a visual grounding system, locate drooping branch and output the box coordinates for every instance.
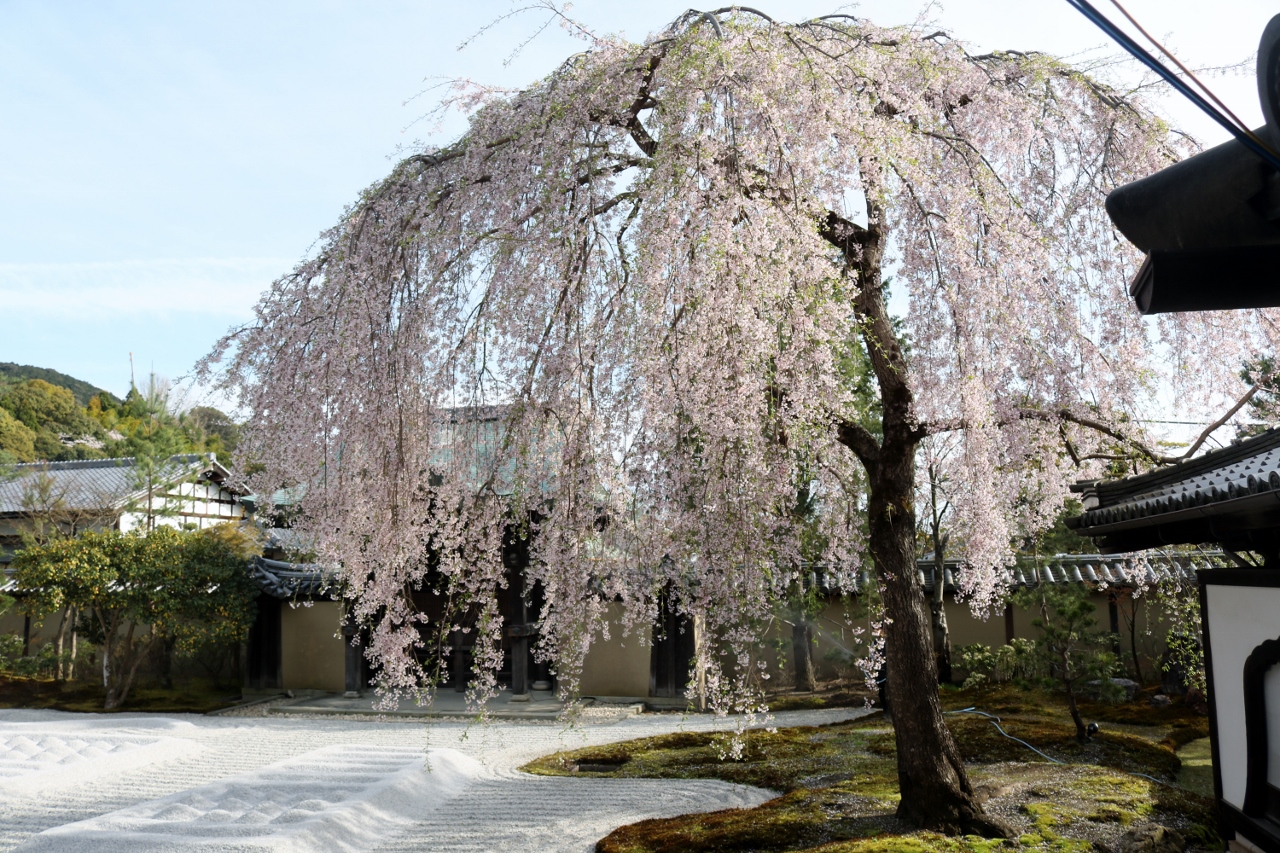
[921,384,1263,467]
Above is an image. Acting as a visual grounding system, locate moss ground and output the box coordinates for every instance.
[524,684,1217,853]
[1176,738,1214,799]
[766,685,876,712]
[0,675,242,713]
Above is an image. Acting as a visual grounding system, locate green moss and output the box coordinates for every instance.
[812,832,1017,853]
[944,683,1207,733]
[941,715,1181,780]
[1017,802,1096,853]
[596,783,901,853]
[769,690,874,712]
[538,685,1221,853]
[1161,721,1211,752]
[1176,737,1214,799]
[523,723,898,795]
[593,765,1217,853]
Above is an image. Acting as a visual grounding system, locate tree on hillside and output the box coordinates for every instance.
[201,10,1267,835]
[0,362,117,409]
[183,406,241,464]
[0,379,99,459]
[116,377,197,529]
[0,407,37,463]
[0,369,243,465]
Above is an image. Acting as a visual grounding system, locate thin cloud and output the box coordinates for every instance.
[0,258,290,319]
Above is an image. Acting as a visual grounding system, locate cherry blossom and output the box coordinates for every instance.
[201,10,1267,833]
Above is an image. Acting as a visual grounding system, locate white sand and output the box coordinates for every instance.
[16,746,480,853]
[0,706,865,852]
[0,717,205,800]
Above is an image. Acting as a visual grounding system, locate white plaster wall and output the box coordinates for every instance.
[1205,583,1280,810]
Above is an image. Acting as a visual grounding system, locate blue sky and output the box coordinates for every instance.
[1,0,1274,404]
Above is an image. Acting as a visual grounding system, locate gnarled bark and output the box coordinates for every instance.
[870,455,1013,837]
[829,200,1010,837]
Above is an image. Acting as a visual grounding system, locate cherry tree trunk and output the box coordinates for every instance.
[868,453,1012,837]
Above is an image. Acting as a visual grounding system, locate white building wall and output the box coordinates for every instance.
[1205,583,1280,810]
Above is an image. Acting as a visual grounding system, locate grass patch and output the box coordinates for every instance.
[941,683,1205,730]
[597,783,909,853]
[935,715,1181,780]
[1176,738,1214,800]
[0,675,242,714]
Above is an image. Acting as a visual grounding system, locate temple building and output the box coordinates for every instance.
[1070,427,1280,853]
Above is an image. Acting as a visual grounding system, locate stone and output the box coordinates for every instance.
[1117,824,1186,853]
[1110,678,1141,700]
[1086,677,1141,701]
[1150,694,1172,708]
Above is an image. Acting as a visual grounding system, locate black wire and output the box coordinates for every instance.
[1063,0,1280,173]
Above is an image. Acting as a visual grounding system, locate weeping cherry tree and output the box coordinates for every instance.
[201,9,1278,835]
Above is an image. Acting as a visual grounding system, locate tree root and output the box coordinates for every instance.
[897,801,1017,839]
[958,812,1017,839]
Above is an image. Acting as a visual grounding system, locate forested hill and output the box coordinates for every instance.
[0,363,118,408]
[0,367,238,466]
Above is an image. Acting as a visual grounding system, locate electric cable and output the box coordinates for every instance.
[946,706,1177,787]
[946,707,1066,764]
[1102,0,1263,149]
[1062,0,1280,172]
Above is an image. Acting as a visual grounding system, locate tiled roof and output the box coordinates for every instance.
[915,552,1226,594]
[1068,427,1280,552]
[250,556,334,599]
[810,551,1224,595]
[0,454,227,516]
[264,527,314,555]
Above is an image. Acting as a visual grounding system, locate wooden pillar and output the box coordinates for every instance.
[510,635,529,696]
[1003,602,1015,645]
[452,628,468,692]
[1108,595,1121,655]
[342,607,363,698]
[509,565,530,698]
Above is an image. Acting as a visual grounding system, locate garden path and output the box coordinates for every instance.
[0,705,867,852]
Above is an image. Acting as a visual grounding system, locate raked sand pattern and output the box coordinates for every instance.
[0,717,205,800]
[0,706,866,852]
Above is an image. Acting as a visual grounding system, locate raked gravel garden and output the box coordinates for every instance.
[0,704,862,852]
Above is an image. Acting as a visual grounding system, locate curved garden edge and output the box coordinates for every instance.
[522,686,1217,853]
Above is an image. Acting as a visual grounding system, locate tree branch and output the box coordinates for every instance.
[819,205,916,456]
[836,419,881,468]
[921,385,1262,468]
[1180,384,1260,460]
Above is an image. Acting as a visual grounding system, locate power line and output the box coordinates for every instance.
[1063,0,1280,172]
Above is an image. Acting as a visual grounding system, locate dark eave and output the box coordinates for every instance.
[250,556,334,599]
